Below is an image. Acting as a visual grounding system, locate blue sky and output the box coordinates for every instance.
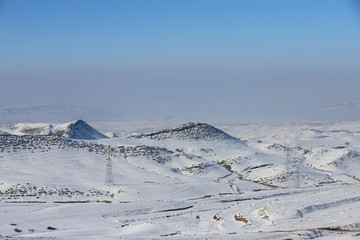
[0,0,360,122]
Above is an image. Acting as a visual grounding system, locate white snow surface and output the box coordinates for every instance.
[1,121,360,239]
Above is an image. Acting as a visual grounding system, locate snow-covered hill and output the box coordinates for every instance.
[103,131,119,138]
[125,122,241,142]
[1,121,360,239]
[0,120,108,140]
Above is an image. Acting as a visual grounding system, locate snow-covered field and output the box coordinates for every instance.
[1,121,360,239]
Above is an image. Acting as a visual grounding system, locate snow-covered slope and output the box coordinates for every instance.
[52,120,108,140]
[103,131,119,138]
[0,120,108,140]
[0,129,11,135]
[125,122,241,142]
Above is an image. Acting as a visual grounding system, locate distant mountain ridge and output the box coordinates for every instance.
[317,101,360,121]
[0,104,79,115]
[0,120,108,140]
[0,104,83,124]
[125,122,240,141]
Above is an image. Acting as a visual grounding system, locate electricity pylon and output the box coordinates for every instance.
[105,146,114,187]
[285,143,291,174]
[294,157,303,188]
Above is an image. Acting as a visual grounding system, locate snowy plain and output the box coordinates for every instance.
[1,120,360,239]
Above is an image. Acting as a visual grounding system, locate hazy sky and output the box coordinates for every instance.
[1,0,360,122]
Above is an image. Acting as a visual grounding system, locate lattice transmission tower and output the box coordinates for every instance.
[294,157,303,188]
[105,146,114,187]
[285,143,291,174]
